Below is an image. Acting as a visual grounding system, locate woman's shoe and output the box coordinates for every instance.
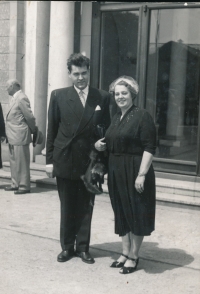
[110,253,129,268]
[119,258,139,274]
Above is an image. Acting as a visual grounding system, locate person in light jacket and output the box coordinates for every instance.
[4,79,37,194]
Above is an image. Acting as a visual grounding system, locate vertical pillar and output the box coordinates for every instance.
[0,1,10,116]
[42,1,75,157]
[80,2,92,58]
[9,1,24,86]
[24,1,37,115]
[47,1,75,102]
[0,1,11,163]
[166,11,189,139]
[24,1,50,161]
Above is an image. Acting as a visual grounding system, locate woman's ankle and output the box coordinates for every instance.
[128,254,139,260]
[118,253,128,262]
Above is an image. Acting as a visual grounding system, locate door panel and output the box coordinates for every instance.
[100,10,139,118]
[100,10,139,91]
[146,8,200,173]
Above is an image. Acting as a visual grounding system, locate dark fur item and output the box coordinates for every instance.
[81,151,107,195]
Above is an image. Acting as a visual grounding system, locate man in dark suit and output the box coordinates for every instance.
[0,102,6,168]
[46,53,111,264]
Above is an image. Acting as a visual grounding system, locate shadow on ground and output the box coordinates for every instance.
[0,185,55,194]
[0,183,8,189]
[90,241,194,274]
[28,186,56,194]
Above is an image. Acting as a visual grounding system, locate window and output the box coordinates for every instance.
[146,8,200,173]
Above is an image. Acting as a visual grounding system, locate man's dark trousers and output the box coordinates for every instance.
[57,177,95,252]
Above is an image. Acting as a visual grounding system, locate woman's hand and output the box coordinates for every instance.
[94,138,107,152]
[135,175,145,194]
[135,151,153,193]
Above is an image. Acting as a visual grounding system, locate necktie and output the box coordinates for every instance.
[79,90,85,107]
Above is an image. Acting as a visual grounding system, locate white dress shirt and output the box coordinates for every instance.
[74,85,89,107]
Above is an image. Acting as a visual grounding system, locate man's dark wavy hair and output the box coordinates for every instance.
[67,53,90,72]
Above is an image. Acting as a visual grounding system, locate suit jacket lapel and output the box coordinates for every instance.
[6,98,17,118]
[75,87,99,136]
[6,91,23,118]
[65,87,84,120]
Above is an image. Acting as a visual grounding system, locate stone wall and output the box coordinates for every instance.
[0,1,25,118]
[0,1,10,117]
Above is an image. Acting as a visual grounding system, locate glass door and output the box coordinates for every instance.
[146,8,200,174]
[99,9,140,117]
[91,3,200,175]
[100,10,139,89]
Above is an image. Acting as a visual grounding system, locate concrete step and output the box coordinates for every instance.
[3,161,200,198]
[3,161,46,176]
[101,183,200,210]
[155,192,200,211]
[0,166,200,210]
[35,154,46,165]
[0,168,57,190]
[156,178,200,197]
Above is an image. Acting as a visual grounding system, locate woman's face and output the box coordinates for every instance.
[114,85,133,111]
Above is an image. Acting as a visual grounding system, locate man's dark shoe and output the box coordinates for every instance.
[4,186,18,191]
[76,251,95,264]
[57,250,74,262]
[14,190,30,195]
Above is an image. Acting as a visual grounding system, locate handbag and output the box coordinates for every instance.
[81,124,108,194]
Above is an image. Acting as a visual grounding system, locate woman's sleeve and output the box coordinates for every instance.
[140,111,157,155]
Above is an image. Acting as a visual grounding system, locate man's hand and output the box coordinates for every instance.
[0,136,6,143]
[94,138,107,152]
[46,165,54,178]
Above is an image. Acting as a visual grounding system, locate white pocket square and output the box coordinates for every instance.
[95,105,101,111]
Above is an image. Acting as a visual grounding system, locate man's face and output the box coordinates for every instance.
[6,82,14,96]
[69,65,89,90]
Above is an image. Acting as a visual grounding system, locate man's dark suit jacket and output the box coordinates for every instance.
[46,86,111,180]
[0,103,5,169]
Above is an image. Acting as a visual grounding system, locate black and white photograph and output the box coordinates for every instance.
[0,1,200,294]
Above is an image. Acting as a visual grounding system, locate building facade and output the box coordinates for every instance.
[1,1,200,180]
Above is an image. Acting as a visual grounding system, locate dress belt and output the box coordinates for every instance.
[111,153,142,157]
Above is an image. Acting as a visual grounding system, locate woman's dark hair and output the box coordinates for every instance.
[67,53,90,72]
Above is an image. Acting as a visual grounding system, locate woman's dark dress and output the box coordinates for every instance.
[105,105,157,236]
[0,103,5,169]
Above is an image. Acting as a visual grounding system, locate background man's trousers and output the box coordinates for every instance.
[56,177,95,252]
[8,144,30,190]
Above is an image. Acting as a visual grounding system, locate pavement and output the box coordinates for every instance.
[0,180,200,294]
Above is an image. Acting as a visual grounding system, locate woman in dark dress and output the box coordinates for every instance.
[95,76,157,274]
[0,103,6,168]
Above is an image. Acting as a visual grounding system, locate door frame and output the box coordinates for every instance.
[90,2,200,176]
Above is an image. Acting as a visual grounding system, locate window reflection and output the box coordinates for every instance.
[100,11,139,91]
[146,9,200,166]
[100,11,139,118]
